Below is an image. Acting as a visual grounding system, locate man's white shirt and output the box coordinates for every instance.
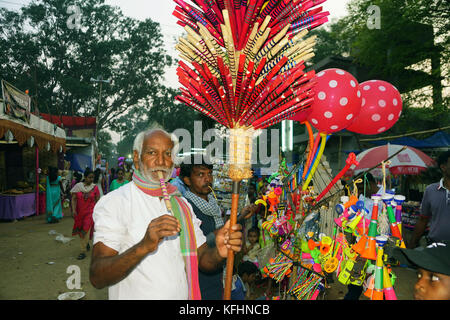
[93,182,206,300]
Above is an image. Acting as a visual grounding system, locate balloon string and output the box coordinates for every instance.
[303,134,330,185]
[302,133,328,191]
[303,131,321,179]
[302,121,314,179]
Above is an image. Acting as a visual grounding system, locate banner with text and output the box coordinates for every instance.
[1,80,31,123]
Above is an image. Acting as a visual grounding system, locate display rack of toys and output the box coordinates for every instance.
[252,143,408,300]
[170,0,405,301]
[212,163,248,214]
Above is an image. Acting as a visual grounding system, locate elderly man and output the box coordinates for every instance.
[89,129,243,299]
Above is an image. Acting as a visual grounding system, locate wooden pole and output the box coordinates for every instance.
[223,179,241,300]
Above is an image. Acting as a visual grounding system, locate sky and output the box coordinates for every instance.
[105,0,350,89]
[1,0,351,142]
[1,0,351,89]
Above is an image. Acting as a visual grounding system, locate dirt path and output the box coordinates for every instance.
[0,208,416,300]
[0,209,107,300]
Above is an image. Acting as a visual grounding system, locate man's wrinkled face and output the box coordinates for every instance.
[183,166,213,200]
[414,268,450,300]
[133,131,174,183]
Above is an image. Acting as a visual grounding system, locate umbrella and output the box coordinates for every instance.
[350,144,436,176]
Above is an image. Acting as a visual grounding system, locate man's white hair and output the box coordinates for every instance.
[133,128,180,164]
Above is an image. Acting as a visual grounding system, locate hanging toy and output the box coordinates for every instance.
[338,246,368,286]
[261,213,278,237]
[267,190,280,213]
[288,267,324,300]
[255,198,268,218]
[280,236,301,261]
[381,193,404,243]
[322,228,340,273]
[261,253,293,283]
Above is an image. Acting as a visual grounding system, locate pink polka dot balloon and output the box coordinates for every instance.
[307,68,362,134]
[346,80,403,135]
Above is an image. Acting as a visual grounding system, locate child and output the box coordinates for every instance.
[392,241,450,300]
[243,227,261,267]
[231,261,260,300]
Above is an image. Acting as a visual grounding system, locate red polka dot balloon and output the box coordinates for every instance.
[346,80,403,135]
[289,105,312,123]
[307,68,362,134]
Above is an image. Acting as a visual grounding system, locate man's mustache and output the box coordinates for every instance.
[150,166,171,174]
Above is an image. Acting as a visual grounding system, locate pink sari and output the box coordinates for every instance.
[71,184,99,239]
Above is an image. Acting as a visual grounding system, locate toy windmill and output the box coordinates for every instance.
[172,0,329,299]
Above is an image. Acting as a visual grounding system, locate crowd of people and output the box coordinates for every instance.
[40,128,449,300]
[43,162,133,260]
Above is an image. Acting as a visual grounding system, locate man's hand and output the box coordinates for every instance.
[239,204,258,221]
[215,219,243,258]
[139,214,181,254]
[408,215,429,249]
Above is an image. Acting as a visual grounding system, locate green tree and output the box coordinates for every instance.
[0,0,173,132]
[97,130,116,166]
[115,85,218,158]
[310,0,449,135]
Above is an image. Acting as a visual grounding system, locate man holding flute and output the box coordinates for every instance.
[89,128,243,299]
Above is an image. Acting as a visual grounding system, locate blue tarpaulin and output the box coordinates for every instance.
[65,153,92,173]
[369,131,450,148]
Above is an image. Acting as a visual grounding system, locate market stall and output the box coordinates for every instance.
[170,0,418,301]
[0,81,66,220]
[212,163,249,216]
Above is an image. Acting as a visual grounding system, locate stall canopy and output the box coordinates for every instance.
[368,131,450,149]
[65,153,92,172]
[0,98,66,153]
[40,113,96,129]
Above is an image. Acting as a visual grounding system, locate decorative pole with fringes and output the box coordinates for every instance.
[171,0,330,300]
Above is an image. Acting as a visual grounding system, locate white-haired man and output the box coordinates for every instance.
[89,129,243,299]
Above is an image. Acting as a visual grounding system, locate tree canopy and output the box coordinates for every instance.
[0,0,174,132]
[309,0,449,136]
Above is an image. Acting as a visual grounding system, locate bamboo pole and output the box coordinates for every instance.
[223,180,241,300]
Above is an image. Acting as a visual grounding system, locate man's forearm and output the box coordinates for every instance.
[198,243,225,273]
[89,242,149,289]
[408,217,428,248]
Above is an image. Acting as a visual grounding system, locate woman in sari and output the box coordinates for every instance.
[94,167,104,197]
[70,168,100,260]
[46,167,63,224]
[109,167,129,191]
